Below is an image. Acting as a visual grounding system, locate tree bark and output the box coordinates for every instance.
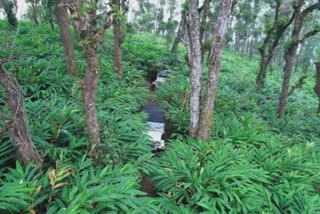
[256,52,272,91]
[67,0,113,162]
[199,0,211,58]
[55,0,78,77]
[314,62,320,115]
[288,75,307,97]
[171,10,187,53]
[81,46,102,160]
[187,0,203,137]
[30,2,40,26]
[112,0,123,78]
[277,1,320,118]
[197,0,233,140]
[0,63,42,166]
[256,2,294,92]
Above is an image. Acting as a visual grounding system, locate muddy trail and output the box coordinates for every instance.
[139,78,172,197]
[139,104,165,197]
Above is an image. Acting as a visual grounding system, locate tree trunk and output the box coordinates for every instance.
[55,0,78,77]
[256,2,294,92]
[256,52,272,91]
[67,0,114,163]
[0,0,17,28]
[277,37,300,118]
[197,0,233,140]
[0,63,42,166]
[314,62,320,115]
[81,46,102,160]
[171,10,186,53]
[187,0,203,137]
[277,0,320,118]
[112,0,123,78]
[30,2,39,26]
[199,0,211,58]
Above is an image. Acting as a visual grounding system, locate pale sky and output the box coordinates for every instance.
[16,0,28,19]
[0,0,27,19]
[2,0,182,21]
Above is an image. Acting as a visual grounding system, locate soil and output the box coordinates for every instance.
[139,172,159,197]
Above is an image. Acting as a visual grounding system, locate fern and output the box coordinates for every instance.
[0,161,42,213]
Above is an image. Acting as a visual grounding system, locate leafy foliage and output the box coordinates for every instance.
[1,18,320,213]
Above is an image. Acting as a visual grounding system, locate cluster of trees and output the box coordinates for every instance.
[166,0,320,139]
[1,0,320,165]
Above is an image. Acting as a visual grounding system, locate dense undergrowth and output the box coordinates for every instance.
[0,20,320,213]
[154,49,320,213]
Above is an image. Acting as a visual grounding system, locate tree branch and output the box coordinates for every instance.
[299,29,320,43]
[288,75,308,97]
[93,10,113,42]
[301,2,320,18]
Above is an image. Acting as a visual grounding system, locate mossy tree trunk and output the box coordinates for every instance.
[314,62,320,115]
[66,0,113,161]
[187,0,203,137]
[186,0,234,140]
[0,62,42,166]
[197,0,233,140]
[112,0,128,78]
[81,46,101,159]
[277,0,320,118]
[55,0,78,77]
[171,10,187,53]
[256,1,294,92]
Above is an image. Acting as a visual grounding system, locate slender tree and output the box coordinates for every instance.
[0,0,17,28]
[112,0,128,78]
[256,1,295,91]
[199,0,211,53]
[171,0,212,55]
[54,0,78,76]
[187,0,203,137]
[197,0,234,140]
[187,0,234,139]
[277,0,320,118]
[66,0,113,161]
[26,0,41,25]
[0,60,42,166]
[171,8,187,53]
[314,62,320,115]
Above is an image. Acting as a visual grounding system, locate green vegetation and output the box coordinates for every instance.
[0,19,320,213]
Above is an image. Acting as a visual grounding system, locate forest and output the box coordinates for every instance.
[0,0,320,213]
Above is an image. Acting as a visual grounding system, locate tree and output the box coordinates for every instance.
[314,62,320,115]
[0,60,42,166]
[171,0,212,55]
[41,0,56,31]
[171,8,187,53]
[54,0,78,76]
[112,0,128,78]
[187,0,234,139]
[0,0,17,28]
[277,0,320,118]
[197,0,234,140]
[26,0,41,25]
[256,1,295,91]
[133,0,156,32]
[66,0,113,161]
[165,0,178,46]
[187,0,203,137]
[232,0,260,58]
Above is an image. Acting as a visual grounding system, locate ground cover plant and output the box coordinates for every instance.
[0,13,320,214]
[0,20,161,213]
[154,50,320,213]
